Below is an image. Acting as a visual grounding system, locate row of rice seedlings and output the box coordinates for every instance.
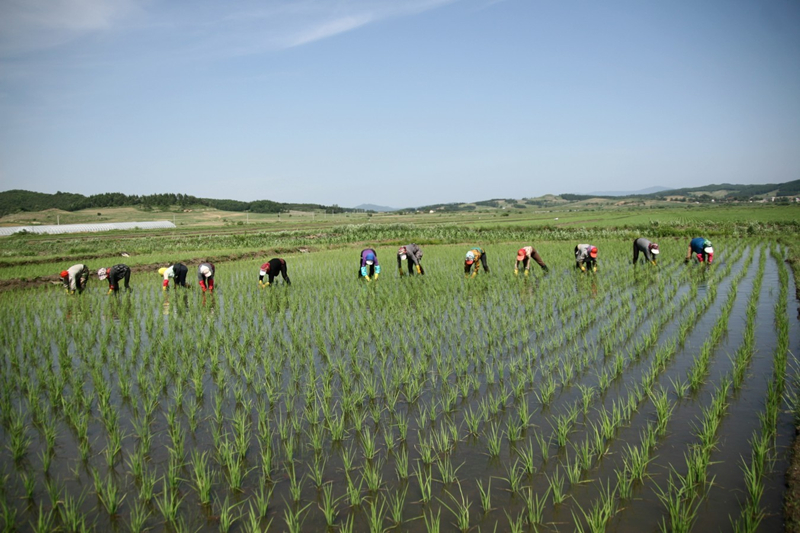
[685,250,753,390]
[0,240,767,530]
[566,252,747,527]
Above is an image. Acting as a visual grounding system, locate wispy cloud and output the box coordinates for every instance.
[281,14,374,48]
[0,0,461,58]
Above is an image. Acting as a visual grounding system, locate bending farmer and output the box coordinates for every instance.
[198,263,215,292]
[515,246,549,276]
[159,263,189,290]
[686,238,713,264]
[397,244,425,276]
[575,244,598,272]
[60,264,89,294]
[465,247,489,277]
[359,249,380,281]
[259,258,291,287]
[98,264,131,293]
[632,238,660,265]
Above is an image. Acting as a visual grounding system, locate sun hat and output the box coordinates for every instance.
[200,265,212,277]
[158,267,167,276]
[516,248,526,261]
[365,252,375,265]
[589,246,598,258]
[97,268,108,280]
[704,246,714,254]
[649,243,660,255]
[400,254,407,261]
[466,251,475,264]
[60,270,69,278]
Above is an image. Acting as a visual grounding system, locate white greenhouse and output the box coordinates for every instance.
[0,220,176,236]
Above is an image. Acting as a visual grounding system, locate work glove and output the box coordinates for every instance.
[398,268,404,276]
[684,257,690,264]
[107,288,114,295]
[580,265,586,272]
[416,265,422,275]
[593,266,597,273]
[514,269,519,276]
[471,271,477,278]
[259,281,266,288]
[65,289,70,294]
[162,285,167,292]
[524,269,529,277]
[651,260,657,266]
[373,273,379,281]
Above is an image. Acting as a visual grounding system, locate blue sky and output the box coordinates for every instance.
[1,0,798,208]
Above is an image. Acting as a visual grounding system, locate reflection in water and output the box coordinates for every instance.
[202,293,217,315]
[163,290,190,316]
[516,276,540,303]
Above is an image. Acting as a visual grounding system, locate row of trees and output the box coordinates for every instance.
[0,190,352,217]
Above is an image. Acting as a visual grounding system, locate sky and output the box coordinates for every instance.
[1,0,799,208]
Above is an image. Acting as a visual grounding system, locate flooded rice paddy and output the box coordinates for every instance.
[0,240,797,532]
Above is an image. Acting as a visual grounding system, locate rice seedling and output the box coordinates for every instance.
[516,440,537,475]
[155,480,183,527]
[485,422,503,457]
[547,468,566,505]
[20,470,36,501]
[655,469,705,533]
[287,462,305,502]
[387,484,408,526]
[58,488,88,533]
[535,431,551,462]
[435,455,463,485]
[252,483,273,518]
[29,502,55,533]
[243,502,273,533]
[362,457,385,492]
[422,506,441,533]
[139,465,158,502]
[191,449,215,505]
[394,446,410,480]
[281,501,312,533]
[366,495,388,532]
[572,479,616,533]
[438,481,472,532]
[93,468,126,516]
[476,478,493,513]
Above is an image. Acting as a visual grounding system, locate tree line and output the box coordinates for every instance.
[0,190,352,217]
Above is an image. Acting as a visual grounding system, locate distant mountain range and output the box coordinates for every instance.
[413,179,800,213]
[2,179,797,218]
[587,186,671,196]
[353,204,397,212]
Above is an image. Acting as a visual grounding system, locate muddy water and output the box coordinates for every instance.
[1,246,798,532]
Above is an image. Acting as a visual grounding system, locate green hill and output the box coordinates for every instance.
[0,190,352,218]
